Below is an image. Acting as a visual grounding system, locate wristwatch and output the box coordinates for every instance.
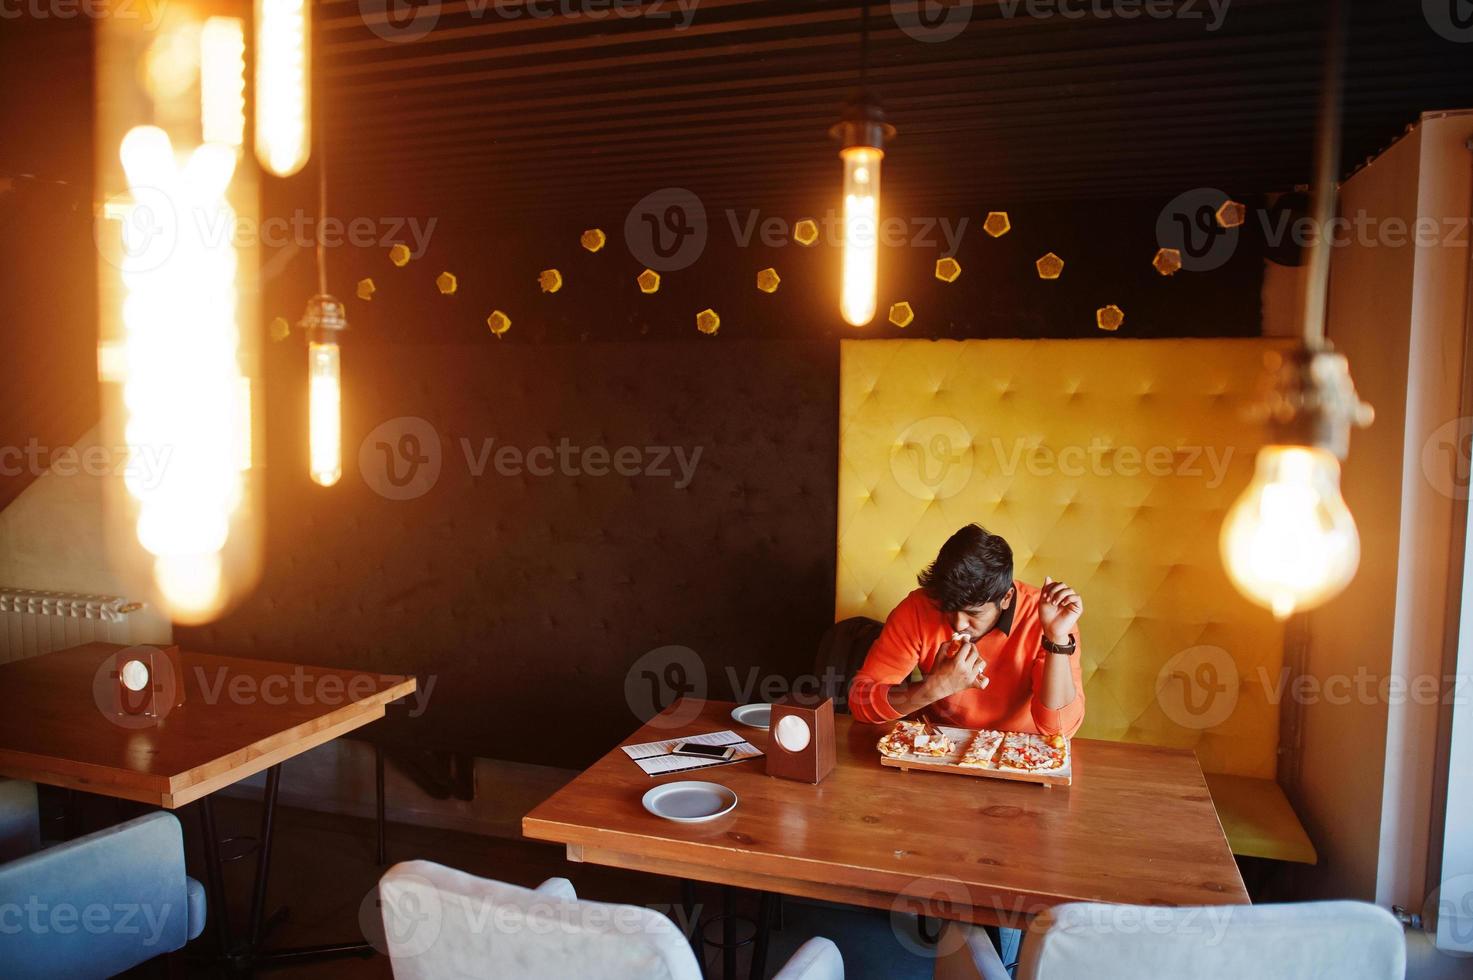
[1041,633,1077,656]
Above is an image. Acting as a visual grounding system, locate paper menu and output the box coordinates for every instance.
[621,729,763,777]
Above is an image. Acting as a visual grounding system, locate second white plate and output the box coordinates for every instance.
[730,703,772,729]
[642,781,739,823]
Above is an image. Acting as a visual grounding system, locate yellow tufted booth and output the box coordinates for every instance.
[837,338,1315,864]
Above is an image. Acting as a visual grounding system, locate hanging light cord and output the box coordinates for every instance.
[1301,0,1348,349]
[315,140,327,295]
[860,0,871,89]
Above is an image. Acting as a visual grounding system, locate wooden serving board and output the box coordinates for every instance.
[878,725,1073,788]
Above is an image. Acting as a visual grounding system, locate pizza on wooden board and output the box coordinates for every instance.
[995,732,1069,772]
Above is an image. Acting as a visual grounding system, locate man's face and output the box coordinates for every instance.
[946,587,1014,639]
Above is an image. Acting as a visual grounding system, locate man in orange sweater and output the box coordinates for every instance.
[848,524,1086,737]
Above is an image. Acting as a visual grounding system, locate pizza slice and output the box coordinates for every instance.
[995,732,1069,772]
[877,720,956,758]
[911,727,956,757]
[876,721,924,758]
[958,729,1006,769]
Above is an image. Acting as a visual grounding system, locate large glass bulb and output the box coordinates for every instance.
[308,341,342,486]
[839,145,881,326]
[1220,445,1360,619]
[255,0,311,176]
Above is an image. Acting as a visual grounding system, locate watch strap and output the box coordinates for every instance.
[1042,633,1077,655]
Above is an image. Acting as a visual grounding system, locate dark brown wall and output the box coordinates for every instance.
[179,339,840,767]
[0,20,97,513]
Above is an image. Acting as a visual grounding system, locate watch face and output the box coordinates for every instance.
[120,659,150,693]
[774,715,812,753]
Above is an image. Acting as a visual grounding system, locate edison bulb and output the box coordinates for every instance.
[1220,446,1359,619]
[308,341,342,486]
[255,0,311,176]
[840,145,881,326]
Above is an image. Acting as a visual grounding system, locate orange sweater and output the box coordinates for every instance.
[848,583,1086,737]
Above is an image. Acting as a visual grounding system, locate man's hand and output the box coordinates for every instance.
[922,639,989,701]
[1039,576,1083,645]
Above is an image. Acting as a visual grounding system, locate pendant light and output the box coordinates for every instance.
[299,98,345,487]
[255,0,312,177]
[832,0,894,327]
[1220,0,1373,620]
[97,9,264,624]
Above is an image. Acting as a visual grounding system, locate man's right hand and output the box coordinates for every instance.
[923,640,989,701]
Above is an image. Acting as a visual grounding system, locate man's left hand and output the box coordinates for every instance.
[1039,576,1083,645]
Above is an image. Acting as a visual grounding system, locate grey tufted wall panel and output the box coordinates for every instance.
[178,340,838,767]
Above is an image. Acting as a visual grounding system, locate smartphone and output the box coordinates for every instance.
[671,742,737,761]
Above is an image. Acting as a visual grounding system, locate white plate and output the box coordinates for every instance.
[730,703,772,729]
[642,781,739,823]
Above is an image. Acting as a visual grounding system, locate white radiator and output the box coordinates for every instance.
[0,588,142,664]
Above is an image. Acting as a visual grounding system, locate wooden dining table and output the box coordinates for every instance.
[524,698,1249,933]
[0,641,415,970]
[0,642,414,807]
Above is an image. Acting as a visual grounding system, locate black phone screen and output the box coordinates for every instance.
[674,743,733,758]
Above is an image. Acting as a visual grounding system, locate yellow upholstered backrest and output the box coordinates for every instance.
[837,338,1289,778]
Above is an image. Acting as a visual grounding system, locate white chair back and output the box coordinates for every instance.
[378,860,702,980]
[1018,900,1406,980]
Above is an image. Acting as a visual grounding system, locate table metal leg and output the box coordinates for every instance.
[375,743,387,866]
[197,795,234,958]
[247,765,281,950]
[722,886,737,980]
[196,763,376,972]
[750,892,773,980]
[681,878,705,976]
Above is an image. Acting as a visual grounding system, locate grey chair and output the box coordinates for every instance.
[0,778,207,979]
[933,900,1405,980]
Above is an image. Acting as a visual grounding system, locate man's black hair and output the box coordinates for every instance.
[918,524,1014,612]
